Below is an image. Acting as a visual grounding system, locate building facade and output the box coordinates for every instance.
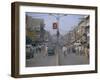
[26,15,50,47]
[64,16,90,57]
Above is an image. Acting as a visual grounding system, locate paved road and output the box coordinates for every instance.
[26,52,58,67]
[59,53,89,65]
[26,48,89,67]
[58,47,89,65]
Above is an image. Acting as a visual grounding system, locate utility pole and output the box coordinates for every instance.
[49,14,67,65]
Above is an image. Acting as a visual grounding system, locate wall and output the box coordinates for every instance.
[0,0,99,80]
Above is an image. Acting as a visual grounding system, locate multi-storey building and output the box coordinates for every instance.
[64,16,89,56]
[26,15,47,46]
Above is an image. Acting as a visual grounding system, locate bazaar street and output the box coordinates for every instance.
[26,14,90,67]
[26,48,89,67]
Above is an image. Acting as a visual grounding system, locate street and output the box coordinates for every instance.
[26,13,90,67]
[26,48,89,67]
[26,53,57,67]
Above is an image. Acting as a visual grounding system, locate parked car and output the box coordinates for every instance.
[48,47,55,56]
[26,44,34,59]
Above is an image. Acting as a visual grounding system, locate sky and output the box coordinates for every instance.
[26,12,86,35]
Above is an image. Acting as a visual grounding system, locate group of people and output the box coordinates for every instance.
[62,45,89,58]
[34,44,49,56]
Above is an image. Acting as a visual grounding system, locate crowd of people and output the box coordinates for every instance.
[62,44,89,59]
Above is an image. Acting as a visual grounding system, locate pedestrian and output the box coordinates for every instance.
[75,46,78,55]
[62,45,67,56]
[45,45,48,56]
[84,47,89,58]
[78,45,81,55]
[38,45,41,53]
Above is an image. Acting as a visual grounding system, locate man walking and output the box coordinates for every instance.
[62,45,67,56]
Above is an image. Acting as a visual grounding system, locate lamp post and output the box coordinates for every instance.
[49,13,67,65]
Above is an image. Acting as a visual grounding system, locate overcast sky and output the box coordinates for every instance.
[26,12,86,35]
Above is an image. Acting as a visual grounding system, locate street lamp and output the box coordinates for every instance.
[49,13,67,65]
